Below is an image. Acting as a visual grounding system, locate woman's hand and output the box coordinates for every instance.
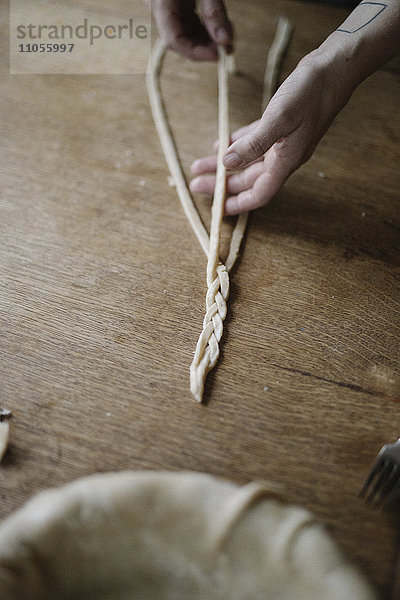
[149,0,233,61]
[190,0,400,215]
[190,50,356,214]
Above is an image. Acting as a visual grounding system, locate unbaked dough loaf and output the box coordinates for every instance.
[0,471,376,600]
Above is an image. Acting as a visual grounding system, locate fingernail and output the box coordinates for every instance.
[223,152,242,169]
[224,197,236,215]
[216,27,230,44]
[189,177,201,191]
[190,160,199,173]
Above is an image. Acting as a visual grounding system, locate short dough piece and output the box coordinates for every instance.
[0,471,376,600]
[0,421,9,463]
[262,16,293,110]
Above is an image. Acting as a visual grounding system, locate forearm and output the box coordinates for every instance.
[193,0,400,214]
[311,0,400,91]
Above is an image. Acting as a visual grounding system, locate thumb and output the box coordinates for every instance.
[223,121,278,170]
[201,0,233,46]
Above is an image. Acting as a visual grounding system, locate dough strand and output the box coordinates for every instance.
[146,39,247,270]
[190,47,231,402]
[147,40,247,402]
[207,46,230,289]
[146,40,210,256]
[262,16,293,111]
[147,19,292,401]
[0,422,9,463]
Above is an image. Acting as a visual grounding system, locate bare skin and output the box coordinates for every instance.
[150,0,400,214]
[190,49,355,214]
[147,0,233,61]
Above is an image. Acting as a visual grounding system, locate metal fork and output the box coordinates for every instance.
[360,439,400,507]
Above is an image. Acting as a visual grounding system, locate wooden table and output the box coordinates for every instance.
[1,0,399,597]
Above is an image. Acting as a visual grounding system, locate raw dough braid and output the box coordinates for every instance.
[190,264,229,401]
[190,46,231,401]
[147,41,240,403]
[147,21,292,402]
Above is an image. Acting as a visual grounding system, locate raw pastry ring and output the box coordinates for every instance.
[0,471,375,599]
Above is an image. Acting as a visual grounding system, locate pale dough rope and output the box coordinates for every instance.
[146,40,210,257]
[262,16,293,111]
[147,40,247,403]
[147,21,292,402]
[0,422,9,463]
[146,40,248,269]
[190,46,230,402]
[192,20,293,401]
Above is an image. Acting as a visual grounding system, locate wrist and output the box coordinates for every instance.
[300,38,364,107]
[314,0,400,88]
[320,32,368,84]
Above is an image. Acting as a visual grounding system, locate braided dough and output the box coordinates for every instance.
[147,20,293,402]
[147,42,247,402]
[0,471,375,599]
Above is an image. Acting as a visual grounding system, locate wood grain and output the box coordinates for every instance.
[1,0,399,597]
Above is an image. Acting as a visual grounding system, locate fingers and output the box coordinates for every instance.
[224,168,284,215]
[170,38,218,62]
[225,136,305,215]
[200,0,234,51]
[191,146,263,177]
[152,0,218,61]
[191,154,218,176]
[162,41,217,61]
[230,120,261,143]
[212,119,261,152]
[189,174,216,195]
[223,119,280,170]
[190,153,263,180]
[190,161,265,197]
[224,172,280,215]
[191,130,309,215]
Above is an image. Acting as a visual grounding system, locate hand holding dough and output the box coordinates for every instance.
[147,19,294,401]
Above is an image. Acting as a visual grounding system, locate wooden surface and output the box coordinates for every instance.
[1,0,400,597]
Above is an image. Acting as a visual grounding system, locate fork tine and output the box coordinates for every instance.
[360,455,386,498]
[383,474,400,507]
[374,464,399,507]
[364,458,393,503]
[361,439,400,508]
